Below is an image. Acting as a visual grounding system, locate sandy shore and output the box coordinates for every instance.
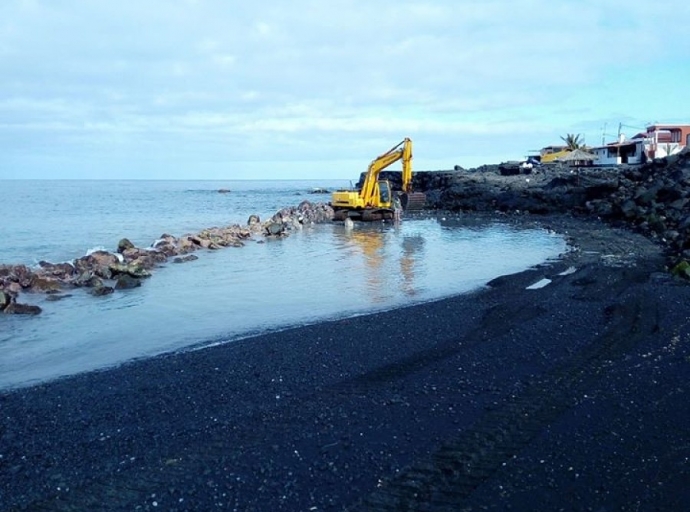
[1,213,689,511]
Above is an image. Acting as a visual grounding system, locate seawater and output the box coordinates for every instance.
[0,180,568,390]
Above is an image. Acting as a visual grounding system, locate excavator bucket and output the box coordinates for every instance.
[400,192,426,211]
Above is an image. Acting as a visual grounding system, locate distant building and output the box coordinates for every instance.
[589,124,690,166]
[556,148,598,167]
[539,145,570,163]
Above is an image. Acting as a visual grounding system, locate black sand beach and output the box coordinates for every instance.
[1,213,688,511]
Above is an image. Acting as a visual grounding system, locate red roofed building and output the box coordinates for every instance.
[590,124,690,166]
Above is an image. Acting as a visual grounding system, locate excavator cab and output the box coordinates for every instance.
[378,180,391,204]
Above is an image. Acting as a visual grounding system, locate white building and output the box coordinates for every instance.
[590,124,690,166]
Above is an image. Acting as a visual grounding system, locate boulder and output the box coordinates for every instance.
[671,260,690,280]
[73,251,119,277]
[4,302,42,315]
[265,221,286,236]
[117,238,136,253]
[45,294,72,302]
[72,272,102,288]
[115,275,142,289]
[155,234,178,247]
[121,247,145,261]
[4,282,22,294]
[176,236,197,254]
[0,290,10,310]
[38,261,76,279]
[122,247,167,268]
[237,227,252,239]
[498,162,521,176]
[173,254,199,264]
[86,250,119,267]
[248,215,264,233]
[129,253,167,270]
[109,262,152,279]
[2,265,35,288]
[89,284,114,296]
[29,276,62,293]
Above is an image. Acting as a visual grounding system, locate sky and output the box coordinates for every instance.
[1,0,689,180]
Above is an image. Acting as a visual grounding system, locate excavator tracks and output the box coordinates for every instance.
[349,293,659,511]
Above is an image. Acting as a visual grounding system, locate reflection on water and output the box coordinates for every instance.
[334,226,427,302]
[401,235,425,297]
[0,217,567,390]
[337,228,387,303]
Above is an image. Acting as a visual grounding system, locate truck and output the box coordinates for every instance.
[331,138,426,221]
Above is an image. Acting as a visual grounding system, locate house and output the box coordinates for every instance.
[644,124,690,159]
[589,136,645,166]
[590,124,690,166]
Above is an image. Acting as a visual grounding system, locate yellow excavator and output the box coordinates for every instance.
[331,138,426,221]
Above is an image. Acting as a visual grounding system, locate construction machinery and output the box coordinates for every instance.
[331,138,426,221]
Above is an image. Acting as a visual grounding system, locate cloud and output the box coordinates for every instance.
[1,0,689,178]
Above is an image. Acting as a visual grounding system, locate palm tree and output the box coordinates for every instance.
[560,133,584,150]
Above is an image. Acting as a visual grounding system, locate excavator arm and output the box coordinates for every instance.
[401,138,413,193]
[331,137,425,220]
[359,138,412,207]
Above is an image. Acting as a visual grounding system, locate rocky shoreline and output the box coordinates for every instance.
[1,211,687,511]
[2,153,690,510]
[0,201,334,315]
[414,148,690,272]
[4,148,690,315]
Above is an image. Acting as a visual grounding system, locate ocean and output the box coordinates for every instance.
[0,180,568,390]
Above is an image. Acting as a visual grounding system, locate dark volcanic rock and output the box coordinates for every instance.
[122,247,168,269]
[45,293,72,302]
[74,251,119,279]
[117,238,135,253]
[109,263,152,279]
[72,272,102,288]
[38,261,75,279]
[89,284,114,296]
[413,148,690,275]
[115,274,142,290]
[1,225,686,511]
[0,290,10,310]
[271,200,335,228]
[0,264,35,288]
[3,302,42,315]
[265,221,286,236]
[29,276,62,293]
[0,203,333,311]
[172,254,199,264]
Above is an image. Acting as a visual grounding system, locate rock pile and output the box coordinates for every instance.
[593,149,690,275]
[413,149,690,276]
[271,200,335,228]
[0,201,334,315]
[9,146,690,316]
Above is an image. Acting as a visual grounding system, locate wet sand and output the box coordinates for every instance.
[1,214,689,511]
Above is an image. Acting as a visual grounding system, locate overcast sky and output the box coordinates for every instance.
[2,0,689,180]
